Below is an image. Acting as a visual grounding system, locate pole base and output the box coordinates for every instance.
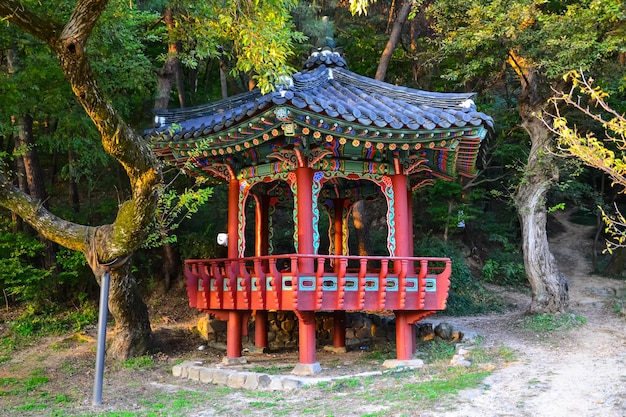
[222,356,248,366]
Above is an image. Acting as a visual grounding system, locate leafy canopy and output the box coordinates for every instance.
[425,0,625,84]
[163,0,306,93]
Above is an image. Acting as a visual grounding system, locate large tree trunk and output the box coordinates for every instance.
[105,262,151,359]
[152,11,183,290]
[16,114,57,269]
[604,247,626,275]
[68,148,81,212]
[513,62,568,313]
[154,7,185,109]
[375,0,413,82]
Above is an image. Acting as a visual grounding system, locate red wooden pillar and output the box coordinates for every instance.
[228,178,240,259]
[407,188,414,257]
[293,166,321,373]
[225,178,244,361]
[333,310,346,349]
[294,310,319,367]
[254,310,268,350]
[296,166,314,272]
[333,199,344,259]
[254,194,270,259]
[253,194,269,350]
[391,173,410,262]
[226,310,243,358]
[394,311,415,360]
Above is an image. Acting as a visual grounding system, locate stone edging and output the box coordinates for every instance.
[172,360,385,391]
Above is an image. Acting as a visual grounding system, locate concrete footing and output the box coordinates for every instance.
[222,356,248,366]
[291,362,322,376]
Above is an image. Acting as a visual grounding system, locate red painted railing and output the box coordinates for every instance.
[184,254,451,313]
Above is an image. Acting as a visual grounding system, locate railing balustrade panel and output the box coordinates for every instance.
[184,254,451,313]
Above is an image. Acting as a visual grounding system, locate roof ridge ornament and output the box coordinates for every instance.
[303,46,348,71]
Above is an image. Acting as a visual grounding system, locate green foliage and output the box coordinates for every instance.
[90,3,158,122]
[481,256,526,287]
[523,313,587,332]
[414,180,484,239]
[144,184,214,249]
[55,247,89,288]
[547,71,626,253]
[414,237,504,315]
[164,0,306,94]
[426,0,624,85]
[8,303,98,339]
[0,219,51,307]
[0,217,95,310]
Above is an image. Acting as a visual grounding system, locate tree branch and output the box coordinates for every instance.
[0,173,90,253]
[0,0,62,43]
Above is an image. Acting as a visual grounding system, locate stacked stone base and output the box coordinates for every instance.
[173,361,314,391]
[197,311,463,351]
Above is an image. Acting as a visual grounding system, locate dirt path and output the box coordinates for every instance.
[425,210,626,417]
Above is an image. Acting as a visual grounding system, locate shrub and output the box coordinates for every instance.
[415,237,504,315]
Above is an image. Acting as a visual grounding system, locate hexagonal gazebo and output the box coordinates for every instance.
[147,48,493,375]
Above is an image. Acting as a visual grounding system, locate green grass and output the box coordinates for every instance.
[120,356,156,370]
[0,368,49,397]
[355,369,492,410]
[406,372,491,400]
[355,347,395,364]
[0,327,512,417]
[523,313,587,332]
[328,377,361,391]
[417,339,457,363]
[248,364,293,374]
[468,345,517,364]
[0,364,496,417]
[0,306,98,358]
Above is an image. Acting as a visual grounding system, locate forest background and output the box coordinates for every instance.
[0,0,625,362]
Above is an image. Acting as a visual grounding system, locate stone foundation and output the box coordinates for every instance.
[196,311,461,350]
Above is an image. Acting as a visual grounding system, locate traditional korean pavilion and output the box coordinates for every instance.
[147,48,493,375]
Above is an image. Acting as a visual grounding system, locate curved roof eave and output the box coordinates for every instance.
[146,66,494,142]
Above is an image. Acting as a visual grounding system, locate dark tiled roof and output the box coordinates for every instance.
[148,61,493,142]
